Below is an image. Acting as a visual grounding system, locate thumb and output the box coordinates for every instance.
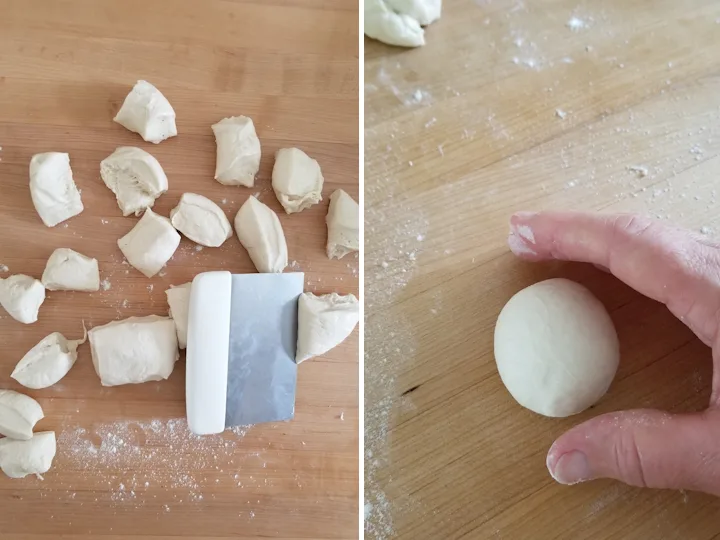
[546,409,720,495]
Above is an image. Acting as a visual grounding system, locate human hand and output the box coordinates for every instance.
[508,211,720,495]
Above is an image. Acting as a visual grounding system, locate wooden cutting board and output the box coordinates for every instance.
[0,1,358,538]
[365,0,720,538]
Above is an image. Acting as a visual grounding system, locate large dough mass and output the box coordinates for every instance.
[494,278,619,417]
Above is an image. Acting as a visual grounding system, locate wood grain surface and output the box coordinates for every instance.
[0,1,358,538]
[365,0,720,538]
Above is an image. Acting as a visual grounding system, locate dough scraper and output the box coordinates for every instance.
[185,271,303,435]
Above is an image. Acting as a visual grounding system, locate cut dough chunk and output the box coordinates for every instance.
[114,80,177,144]
[100,147,169,216]
[494,279,620,417]
[88,315,179,386]
[165,283,191,349]
[29,152,84,227]
[296,292,359,363]
[326,189,359,259]
[234,196,288,273]
[212,116,261,187]
[272,148,324,214]
[0,389,44,440]
[386,0,442,25]
[12,328,87,389]
[170,193,232,247]
[365,0,425,47]
[118,208,181,278]
[42,248,99,292]
[0,275,45,324]
[0,432,56,479]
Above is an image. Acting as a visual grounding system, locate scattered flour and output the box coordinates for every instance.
[627,165,649,178]
[365,168,427,536]
[58,418,250,507]
[566,16,588,31]
[100,279,111,291]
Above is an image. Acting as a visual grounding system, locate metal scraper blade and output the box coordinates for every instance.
[225,272,304,427]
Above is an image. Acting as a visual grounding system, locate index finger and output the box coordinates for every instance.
[508,211,720,346]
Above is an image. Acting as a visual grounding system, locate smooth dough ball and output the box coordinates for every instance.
[494,278,619,417]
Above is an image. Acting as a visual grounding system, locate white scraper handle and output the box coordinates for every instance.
[186,271,232,435]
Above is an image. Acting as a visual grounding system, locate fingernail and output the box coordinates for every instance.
[508,232,537,256]
[512,211,537,221]
[549,451,591,485]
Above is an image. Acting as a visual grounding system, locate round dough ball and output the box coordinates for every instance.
[494,278,619,417]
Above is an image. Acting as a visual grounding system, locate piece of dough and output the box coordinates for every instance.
[0,432,56,479]
[364,0,425,47]
[118,208,181,278]
[0,390,44,440]
[41,248,99,292]
[212,116,261,187]
[234,196,288,273]
[29,152,84,227]
[326,189,359,259]
[114,80,177,144]
[494,278,620,418]
[296,292,359,363]
[12,328,87,389]
[100,147,169,216]
[0,275,46,324]
[386,0,441,25]
[88,315,179,386]
[271,148,324,214]
[170,193,232,247]
[165,283,191,349]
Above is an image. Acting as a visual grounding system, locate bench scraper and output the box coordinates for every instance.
[185,271,304,435]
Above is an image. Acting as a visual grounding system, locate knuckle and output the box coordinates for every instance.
[612,214,654,240]
[611,431,650,488]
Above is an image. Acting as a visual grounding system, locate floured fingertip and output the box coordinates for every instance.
[508,232,537,257]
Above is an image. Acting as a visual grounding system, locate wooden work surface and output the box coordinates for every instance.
[0,1,358,538]
[365,0,720,538]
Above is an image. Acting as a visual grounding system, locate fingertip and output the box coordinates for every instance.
[507,231,538,258]
[548,450,592,485]
[511,211,538,223]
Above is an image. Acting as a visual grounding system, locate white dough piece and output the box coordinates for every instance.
[271,148,324,214]
[234,196,288,273]
[0,390,44,440]
[114,80,177,144]
[29,152,84,227]
[170,193,232,247]
[12,328,87,389]
[100,147,169,216]
[386,0,442,25]
[118,208,181,278]
[364,0,425,47]
[165,283,191,349]
[326,189,359,259]
[88,315,179,386]
[212,116,261,187]
[0,275,46,324]
[494,278,620,418]
[0,432,56,479]
[296,293,359,363]
[41,248,99,292]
